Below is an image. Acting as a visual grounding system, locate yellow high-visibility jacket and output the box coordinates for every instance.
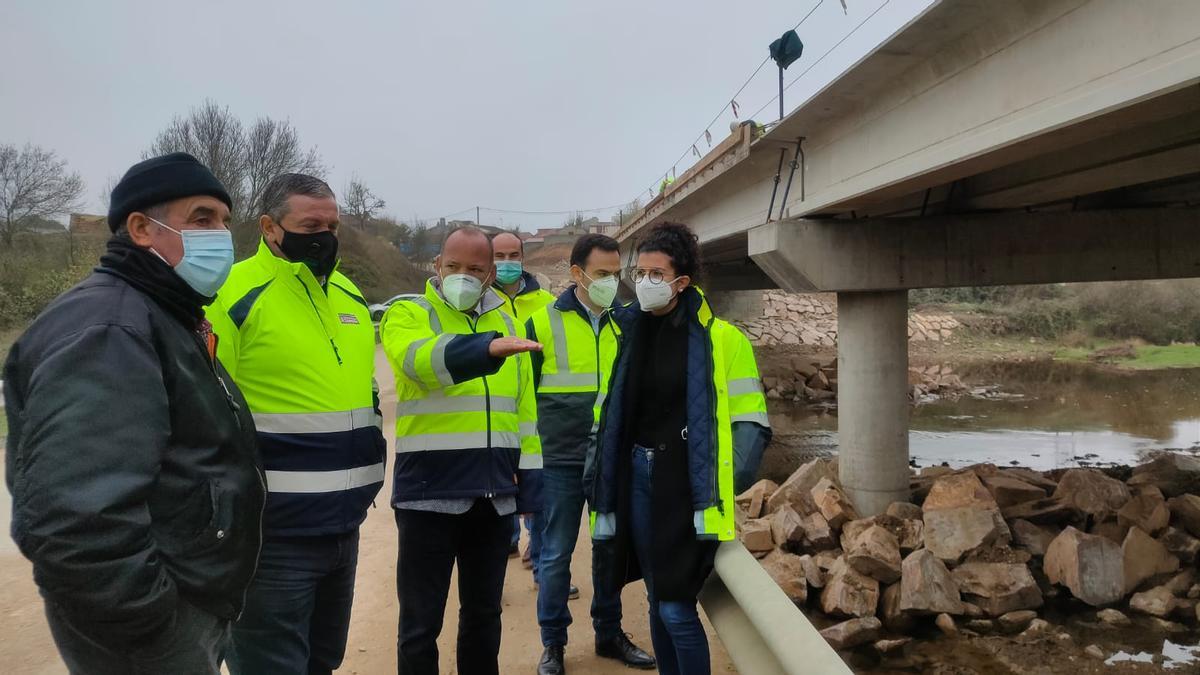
[380,278,543,511]
[207,240,385,536]
[525,286,621,468]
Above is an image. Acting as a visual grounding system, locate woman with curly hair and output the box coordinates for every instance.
[588,221,772,674]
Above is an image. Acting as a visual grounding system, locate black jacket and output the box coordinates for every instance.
[3,254,265,645]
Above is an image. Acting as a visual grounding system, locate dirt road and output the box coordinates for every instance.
[0,349,735,674]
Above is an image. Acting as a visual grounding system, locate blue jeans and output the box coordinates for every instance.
[226,530,359,675]
[536,464,623,647]
[630,445,710,675]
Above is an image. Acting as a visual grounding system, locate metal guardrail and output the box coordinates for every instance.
[700,541,852,675]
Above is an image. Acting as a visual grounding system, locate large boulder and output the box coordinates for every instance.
[811,477,859,529]
[886,502,923,521]
[820,558,880,618]
[1128,454,1200,498]
[741,518,775,554]
[846,525,902,584]
[1002,467,1059,492]
[1001,497,1082,525]
[803,512,838,550]
[1129,585,1184,618]
[923,472,997,511]
[1010,519,1060,557]
[1117,492,1171,536]
[1159,526,1200,564]
[766,458,836,515]
[1053,469,1132,519]
[820,617,882,651]
[1090,518,1131,545]
[841,514,922,553]
[1167,494,1200,538]
[880,582,914,632]
[981,474,1047,509]
[923,506,1011,563]
[797,554,826,589]
[898,549,964,615]
[1123,526,1180,594]
[950,562,1043,617]
[736,479,779,518]
[1043,527,1124,606]
[770,504,807,548]
[760,550,808,604]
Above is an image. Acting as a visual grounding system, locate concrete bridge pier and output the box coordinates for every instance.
[836,290,911,515]
[746,208,1200,515]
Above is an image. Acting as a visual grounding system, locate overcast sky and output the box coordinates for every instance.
[1,0,932,231]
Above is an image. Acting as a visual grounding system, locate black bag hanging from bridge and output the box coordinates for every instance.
[769,30,804,70]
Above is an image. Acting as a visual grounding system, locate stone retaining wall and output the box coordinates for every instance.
[721,291,961,347]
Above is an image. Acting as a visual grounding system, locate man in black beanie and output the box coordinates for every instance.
[3,152,265,675]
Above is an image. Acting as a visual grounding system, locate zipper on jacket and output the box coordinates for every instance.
[193,333,241,420]
[467,312,494,498]
[237,466,268,621]
[298,275,343,365]
[189,328,263,618]
[590,317,624,507]
[703,318,722,513]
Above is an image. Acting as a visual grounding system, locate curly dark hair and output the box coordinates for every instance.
[636,221,702,280]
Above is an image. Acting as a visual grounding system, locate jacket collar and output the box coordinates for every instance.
[427,276,505,316]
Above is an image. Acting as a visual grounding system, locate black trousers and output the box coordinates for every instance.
[395,500,511,675]
[45,598,227,675]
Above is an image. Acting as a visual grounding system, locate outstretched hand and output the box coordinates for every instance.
[488,336,542,358]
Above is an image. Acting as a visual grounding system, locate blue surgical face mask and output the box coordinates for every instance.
[148,217,235,297]
[495,260,523,285]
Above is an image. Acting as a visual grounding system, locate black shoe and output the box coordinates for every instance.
[509,543,519,558]
[568,584,580,600]
[537,645,565,675]
[596,633,655,670]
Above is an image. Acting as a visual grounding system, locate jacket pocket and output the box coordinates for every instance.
[160,480,232,556]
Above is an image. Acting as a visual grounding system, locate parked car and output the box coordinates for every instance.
[369,293,422,322]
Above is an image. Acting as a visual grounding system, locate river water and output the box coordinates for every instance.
[763,360,1200,481]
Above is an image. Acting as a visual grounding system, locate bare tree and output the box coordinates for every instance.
[615,198,643,226]
[342,176,386,229]
[97,175,119,210]
[146,100,249,217]
[0,143,85,246]
[244,117,326,218]
[145,101,325,224]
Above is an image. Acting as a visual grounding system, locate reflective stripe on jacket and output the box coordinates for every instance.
[589,287,771,542]
[208,239,385,537]
[526,286,621,467]
[380,278,543,512]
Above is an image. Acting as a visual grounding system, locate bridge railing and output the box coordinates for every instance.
[616,124,755,243]
[699,541,852,675]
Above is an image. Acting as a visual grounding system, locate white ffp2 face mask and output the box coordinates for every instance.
[442,273,484,311]
[583,273,619,309]
[636,276,677,312]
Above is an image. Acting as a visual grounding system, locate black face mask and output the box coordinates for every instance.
[278,229,339,278]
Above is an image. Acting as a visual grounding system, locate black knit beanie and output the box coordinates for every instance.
[107,152,233,232]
